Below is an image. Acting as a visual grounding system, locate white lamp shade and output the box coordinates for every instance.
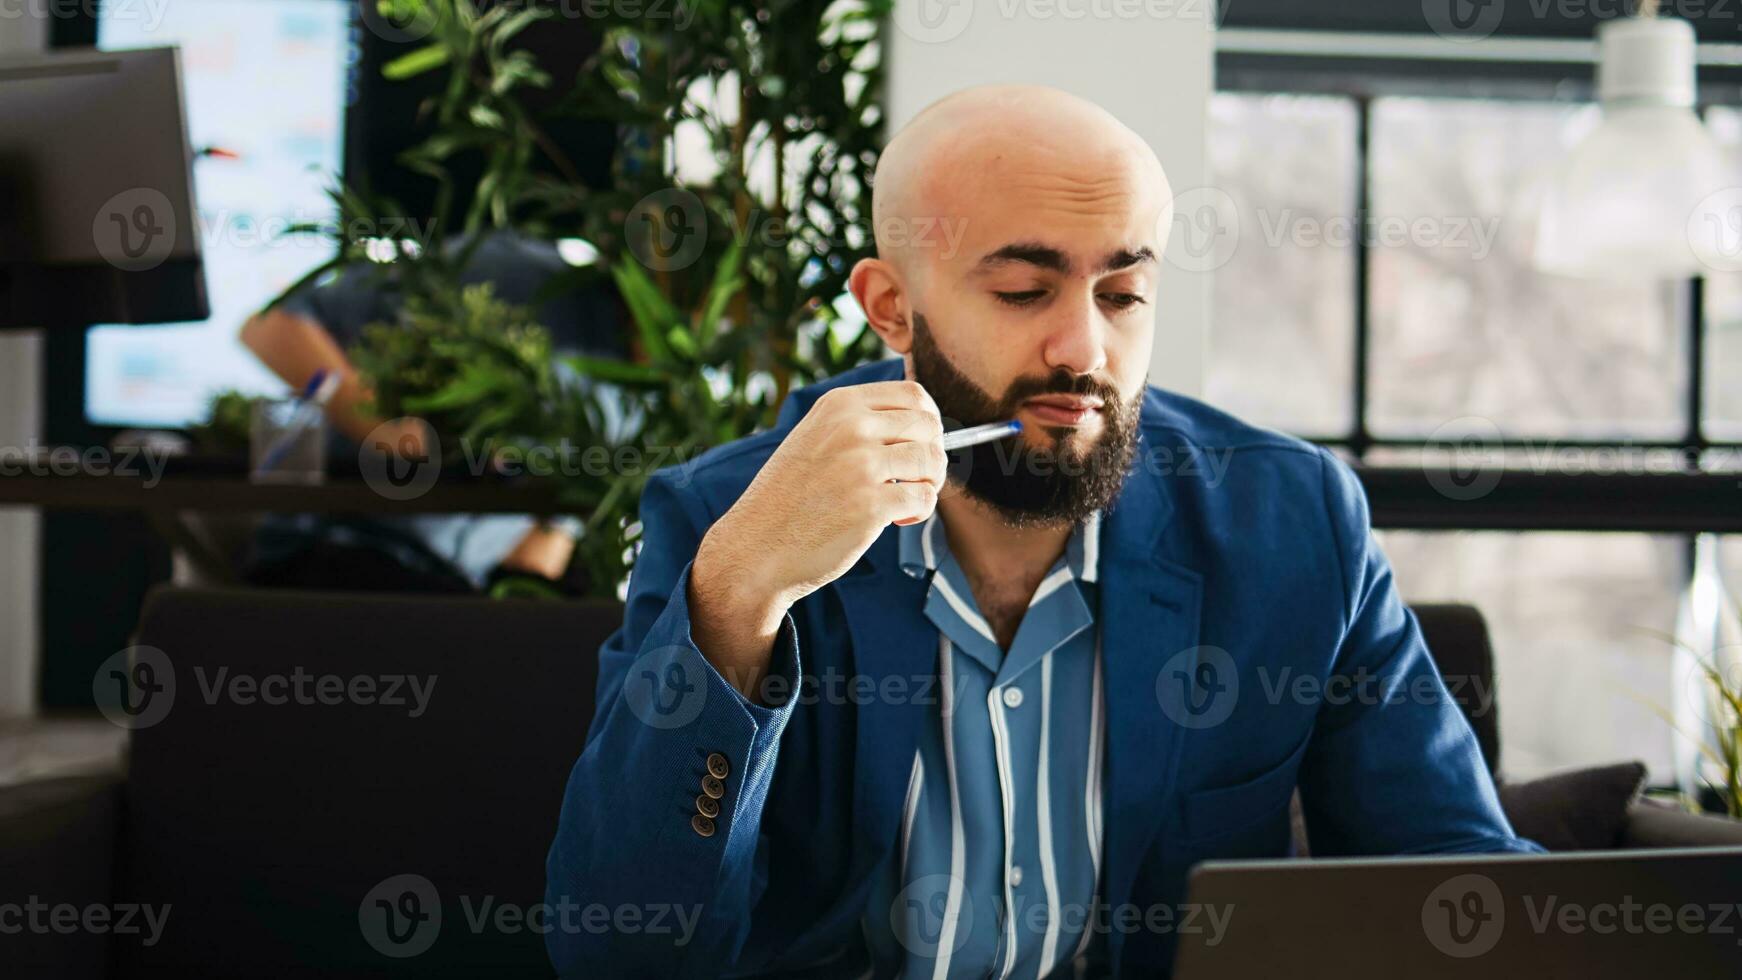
[1534,105,1728,279]
[1534,16,1735,280]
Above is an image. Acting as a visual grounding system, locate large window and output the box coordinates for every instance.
[1377,530,1685,780]
[1205,93,1357,436]
[1705,107,1742,442]
[1209,84,1742,784]
[1367,98,1687,442]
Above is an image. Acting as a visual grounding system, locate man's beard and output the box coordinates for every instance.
[909,311,1143,528]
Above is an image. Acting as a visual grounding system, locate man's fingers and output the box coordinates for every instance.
[865,408,944,445]
[879,440,948,486]
[857,380,940,419]
[883,479,938,527]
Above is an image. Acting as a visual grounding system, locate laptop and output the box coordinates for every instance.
[1174,846,1742,978]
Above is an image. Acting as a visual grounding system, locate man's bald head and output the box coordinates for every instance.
[871,84,1171,282]
[846,84,1169,528]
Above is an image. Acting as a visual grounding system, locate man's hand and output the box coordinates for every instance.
[688,381,946,701]
[499,521,579,582]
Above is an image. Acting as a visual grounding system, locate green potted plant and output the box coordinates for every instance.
[245,0,893,597]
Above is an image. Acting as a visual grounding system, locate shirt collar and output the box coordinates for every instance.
[897,507,1102,584]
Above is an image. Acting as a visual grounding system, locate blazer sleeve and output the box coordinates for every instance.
[1296,447,1544,856]
[545,466,803,976]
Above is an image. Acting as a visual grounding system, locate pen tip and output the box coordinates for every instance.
[1010,419,1023,432]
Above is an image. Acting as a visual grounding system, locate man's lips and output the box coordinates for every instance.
[1020,395,1104,426]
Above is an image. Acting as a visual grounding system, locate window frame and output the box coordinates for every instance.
[1213,66,1742,536]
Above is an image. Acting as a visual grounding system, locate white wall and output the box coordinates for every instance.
[0,2,46,51]
[0,7,47,719]
[883,0,1215,396]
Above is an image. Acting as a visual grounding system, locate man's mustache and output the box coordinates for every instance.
[997,371,1123,412]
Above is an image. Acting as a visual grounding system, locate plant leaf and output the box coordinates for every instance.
[610,256,681,362]
[382,43,450,81]
[564,355,667,387]
[666,325,698,360]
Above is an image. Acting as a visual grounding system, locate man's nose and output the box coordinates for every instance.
[1041,295,1108,377]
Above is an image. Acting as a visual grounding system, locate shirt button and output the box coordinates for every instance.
[1002,686,1024,709]
[691,813,716,838]
[1009,865,1024,887]
[706,752,730,779]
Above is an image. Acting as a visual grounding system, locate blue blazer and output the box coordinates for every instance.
[545,358,1537,977]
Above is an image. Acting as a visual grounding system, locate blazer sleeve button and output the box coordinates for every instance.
[701,774,725,799]
[706,753,730,779]
[696,794,720,819]
[691,813,716,838]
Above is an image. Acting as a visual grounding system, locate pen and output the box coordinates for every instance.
[256,369,340,473]
[888,419,1023,484]
[941,418,1022,451]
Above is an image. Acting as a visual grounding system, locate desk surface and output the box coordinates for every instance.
[0,469,568,514]
[1,459,1739,531]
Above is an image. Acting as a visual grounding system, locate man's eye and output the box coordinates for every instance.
[994,291,1046,308]
[1101,293,1146,309]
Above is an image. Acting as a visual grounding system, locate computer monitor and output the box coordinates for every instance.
[0,46,207,330]
[84,0,352,428]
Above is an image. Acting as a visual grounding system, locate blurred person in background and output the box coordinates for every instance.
[239,230,624,594]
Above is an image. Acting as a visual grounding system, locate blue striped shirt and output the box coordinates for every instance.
[864,509,1106,979]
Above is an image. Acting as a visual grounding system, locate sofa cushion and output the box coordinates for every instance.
[1498,761,1649,852]
[121,586,621,978]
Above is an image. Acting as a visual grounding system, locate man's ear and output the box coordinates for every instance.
[848,256,914,354]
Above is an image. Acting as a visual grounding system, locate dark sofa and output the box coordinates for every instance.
[2,590,1737,976]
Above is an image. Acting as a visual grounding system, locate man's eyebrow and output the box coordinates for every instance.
[973,241,1156,275]
[1102,246,1156,272]
[976,241,1070,274]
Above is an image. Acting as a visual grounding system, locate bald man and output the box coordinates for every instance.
[545,84,1537,978]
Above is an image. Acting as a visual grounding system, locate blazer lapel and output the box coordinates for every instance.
[1097,428,1204,966]
[832,531,937,880]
